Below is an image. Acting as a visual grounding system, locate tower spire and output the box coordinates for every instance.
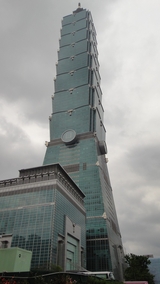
[43,7,124,281]
[73,3,83,13]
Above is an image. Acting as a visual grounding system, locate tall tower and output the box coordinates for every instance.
[43,5,124,280]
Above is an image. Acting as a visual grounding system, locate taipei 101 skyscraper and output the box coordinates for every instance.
[43,4,124,280]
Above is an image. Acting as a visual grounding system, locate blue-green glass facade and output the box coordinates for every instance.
[149,258,160,284]
[43,6,124,280]
[0,164,86,270]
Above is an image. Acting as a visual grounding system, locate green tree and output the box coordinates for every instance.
[124,253,154,284]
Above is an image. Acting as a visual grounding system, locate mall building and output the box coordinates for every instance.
[0,164,86,270]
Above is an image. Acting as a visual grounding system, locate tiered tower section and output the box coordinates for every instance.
[43,6,124,280]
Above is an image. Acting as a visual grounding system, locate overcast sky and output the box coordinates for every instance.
[1,0,160,259]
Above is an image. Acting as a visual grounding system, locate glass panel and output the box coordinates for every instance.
[62,10,87,26]
[53,85,90,113]
[87,239,111,271]
[0,184,86,269]
[58,39,88,60]
[61,19,87,36]
[55,67,89,92]
[95,109,106,141]
[95,85,102,101]
[0,188,55,268]
[57,53,88,74]
[50,106,91,139]
[90,30,97,45]
[94,88,104,121]
[60,29,87,47]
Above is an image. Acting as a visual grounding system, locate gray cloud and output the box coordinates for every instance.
[127,144,160,186]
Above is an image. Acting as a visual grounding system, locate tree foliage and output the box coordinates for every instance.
[0,276,122,284]
[124,253,154,284]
